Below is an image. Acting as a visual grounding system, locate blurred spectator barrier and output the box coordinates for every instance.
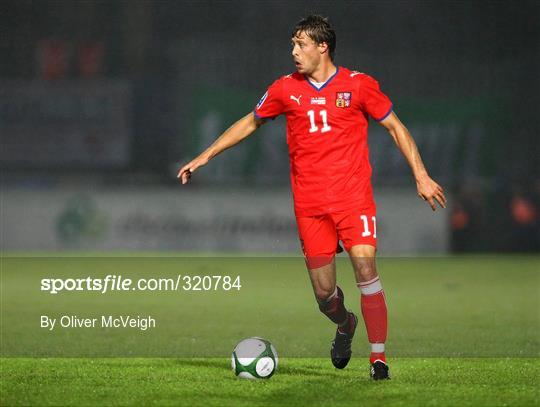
[1,187,448,254]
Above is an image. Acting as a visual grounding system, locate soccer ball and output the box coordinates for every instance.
[231,337,278,379]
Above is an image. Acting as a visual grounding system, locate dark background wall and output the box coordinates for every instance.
[1,0,538,251]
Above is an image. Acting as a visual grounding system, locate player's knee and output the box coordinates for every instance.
[356,263,378,281]
[350,253,377,281]
[314,286,336,303]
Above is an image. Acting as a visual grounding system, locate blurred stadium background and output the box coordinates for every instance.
[1,0,538,254]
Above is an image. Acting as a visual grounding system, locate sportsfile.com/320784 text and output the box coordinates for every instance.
[40,274,242,294]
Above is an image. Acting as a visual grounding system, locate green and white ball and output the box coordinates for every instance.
[231,337,278,379]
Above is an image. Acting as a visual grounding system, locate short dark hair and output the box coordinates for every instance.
[292,15,336,60]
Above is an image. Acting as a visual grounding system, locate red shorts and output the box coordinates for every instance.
[296,207,377,269]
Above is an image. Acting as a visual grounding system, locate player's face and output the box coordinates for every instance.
[291,31,323,75]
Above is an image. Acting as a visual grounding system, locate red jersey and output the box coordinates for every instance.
[254,67,393,217]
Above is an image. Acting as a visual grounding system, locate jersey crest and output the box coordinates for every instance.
[335,92,352,108]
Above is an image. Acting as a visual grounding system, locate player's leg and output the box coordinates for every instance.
[307,258,358,369]
[335,209,389,379]
[348,244,389,379]
[306,258,353,328]
[297,215,345,321]
[296,215,357,369]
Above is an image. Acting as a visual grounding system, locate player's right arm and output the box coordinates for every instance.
[179,77,285,184]
[178,112,265,184]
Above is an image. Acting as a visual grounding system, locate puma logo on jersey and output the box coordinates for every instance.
[290,94,302,105]
[350,71,363,77]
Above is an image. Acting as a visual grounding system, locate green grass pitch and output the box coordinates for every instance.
[1,254,539,406]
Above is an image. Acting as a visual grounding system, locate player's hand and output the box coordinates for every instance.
[416,175,446,211]
[177,155,209,185]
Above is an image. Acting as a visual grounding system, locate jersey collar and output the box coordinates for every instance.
[305,66,340,92]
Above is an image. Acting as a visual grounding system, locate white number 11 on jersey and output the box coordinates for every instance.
[360,215,377,238]
[307,109,332,134]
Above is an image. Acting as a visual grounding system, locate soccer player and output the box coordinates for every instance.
[178,15,446,380]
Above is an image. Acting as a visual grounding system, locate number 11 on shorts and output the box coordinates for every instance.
[360,215,377,238]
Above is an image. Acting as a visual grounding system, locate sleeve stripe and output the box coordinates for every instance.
[253,110,274,120]
[374,104,393,122]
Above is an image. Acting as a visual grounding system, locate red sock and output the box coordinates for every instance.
[369,351,386,364]
[358,276,388,364]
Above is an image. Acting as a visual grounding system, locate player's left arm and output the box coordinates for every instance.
[379,112,447,211]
